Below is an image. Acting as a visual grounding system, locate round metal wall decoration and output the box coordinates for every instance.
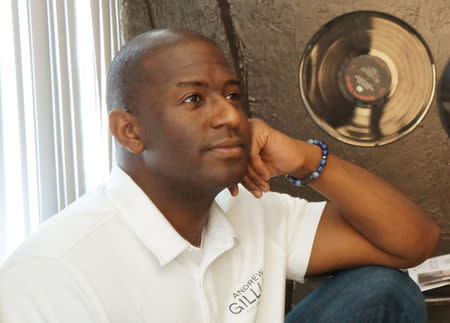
[299,11,435,146]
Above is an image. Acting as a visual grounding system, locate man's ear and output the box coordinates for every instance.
[109,109,144,153]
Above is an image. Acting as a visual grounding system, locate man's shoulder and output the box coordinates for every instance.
[2,184,118,269]
[218,186,325,225]
[219,186,299,210]
[216,186,302,223]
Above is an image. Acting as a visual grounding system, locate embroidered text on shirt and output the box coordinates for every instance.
[228,268,263,314]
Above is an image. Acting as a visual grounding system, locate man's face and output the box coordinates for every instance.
[134,40,251,191]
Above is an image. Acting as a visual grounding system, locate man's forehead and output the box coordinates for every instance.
[140,40,235,86]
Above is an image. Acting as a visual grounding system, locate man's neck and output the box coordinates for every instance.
[149,185,215,247]
[122,163,219,247]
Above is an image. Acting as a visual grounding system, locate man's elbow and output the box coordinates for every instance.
[407,222,441,268]
[422,222,441,259]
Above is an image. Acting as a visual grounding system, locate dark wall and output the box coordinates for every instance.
[119,0,449,253]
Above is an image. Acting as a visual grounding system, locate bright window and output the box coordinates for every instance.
[0,0,121,264]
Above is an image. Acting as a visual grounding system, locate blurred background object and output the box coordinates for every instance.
[439,60,450,136]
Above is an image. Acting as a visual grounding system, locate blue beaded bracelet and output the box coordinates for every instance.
[286,139,328,187]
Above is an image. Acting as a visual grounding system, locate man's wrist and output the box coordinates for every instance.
[289,141,322,177]
[286,140,328,187]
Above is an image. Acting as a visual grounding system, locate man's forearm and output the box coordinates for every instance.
[292,142,440,263]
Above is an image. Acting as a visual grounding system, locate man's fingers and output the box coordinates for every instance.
[250,144,270,181]
[242,175,263,198]
[247,165,270,192]
[228,184,239,197]
[242,164,271,198]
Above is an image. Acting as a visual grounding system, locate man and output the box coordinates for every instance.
[0,29,440,322]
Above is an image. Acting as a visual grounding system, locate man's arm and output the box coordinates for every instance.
[235,118,440,275]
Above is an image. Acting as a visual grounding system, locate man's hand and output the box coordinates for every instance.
[229,118,318,198]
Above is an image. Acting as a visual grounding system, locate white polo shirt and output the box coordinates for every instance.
[0,165,325,323]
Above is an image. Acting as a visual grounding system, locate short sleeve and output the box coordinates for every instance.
[279,195,326,282]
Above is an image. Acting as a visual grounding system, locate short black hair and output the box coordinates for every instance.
[106,29,217,114]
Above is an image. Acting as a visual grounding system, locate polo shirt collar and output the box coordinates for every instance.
[104,165,237,267]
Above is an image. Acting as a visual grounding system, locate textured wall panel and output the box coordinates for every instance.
[120,0,153,42]
[147,0,231,61]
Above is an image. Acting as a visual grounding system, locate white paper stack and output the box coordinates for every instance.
[408,254,450,291]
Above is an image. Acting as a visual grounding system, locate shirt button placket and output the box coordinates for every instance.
[199,271,210,323]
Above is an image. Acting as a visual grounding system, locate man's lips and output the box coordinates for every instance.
[206,138,245,157]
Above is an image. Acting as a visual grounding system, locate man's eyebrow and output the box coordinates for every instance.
[224,79,240,87]
[176,81,207,88]
[175,79,240,88]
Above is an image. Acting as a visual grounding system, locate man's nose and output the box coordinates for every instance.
[209,95,242,128]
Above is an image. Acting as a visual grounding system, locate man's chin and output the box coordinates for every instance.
[212,168,246,191]
[202,157,248,190]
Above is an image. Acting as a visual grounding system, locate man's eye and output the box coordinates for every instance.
[226,93,240,101]
[184,94,201,103]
